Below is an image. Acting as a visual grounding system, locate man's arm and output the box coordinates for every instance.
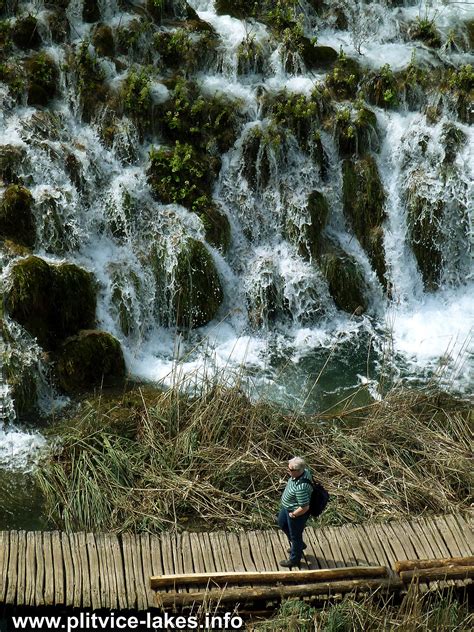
[289,505,309,518]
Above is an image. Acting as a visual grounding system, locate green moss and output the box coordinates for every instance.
[303,44,338,70]
[92,24,115,57]
[56,330,125,393]
[174,239,223,328]
[447,64,474,124]
[0,184,35,247]
[12,14,41,49]
[47,8,69,44]
[157,78,241,153]
[116,17,154,59]
[409,17,441,48]
[342,157,387,287]
[241,125,277,191]
[215,0,254,20]
[320,248,367,314]
[441,123,467,165]
[72,41,108,121]
[25,52,59,107]
[0,60,25,102]
[5,257,97,350]
[121,67,153,129]
[0,144,26,184]
[83,0,100,23]
[267,91,321,151]
[237,36,266,75]
[334,104,378,157]
[155,28,196,71]
[147,141,216,207]
[325,51,361,100]
[193,198,231,253]
[364,64,399,108]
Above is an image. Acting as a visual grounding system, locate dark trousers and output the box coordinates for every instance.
[278,506,309,564]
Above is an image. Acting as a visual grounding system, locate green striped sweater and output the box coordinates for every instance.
[281,468,312,511]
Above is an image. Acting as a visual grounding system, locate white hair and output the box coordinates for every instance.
[288,456,306,471]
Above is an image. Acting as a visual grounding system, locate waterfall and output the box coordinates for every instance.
[0,0,473,471]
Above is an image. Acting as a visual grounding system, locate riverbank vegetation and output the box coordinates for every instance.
[36,375,472,534]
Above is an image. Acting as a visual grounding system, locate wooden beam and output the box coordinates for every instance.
[156,577,402,607]
[150,565,388,589]
[395,556,474,573]
[400,566,474,583]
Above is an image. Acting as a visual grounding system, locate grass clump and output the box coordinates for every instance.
[36,379,472,533]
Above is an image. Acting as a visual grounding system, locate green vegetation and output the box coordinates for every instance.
[325,51,361,100]
[0,144,25,184]
[334,104,378,157]
[0,184,35,247]
[11,14,41,49]
[155,28,196,71]
[5,257,97,350]
[364,64,399,108]
[447,64,474,123]
[409,17,441,49]
[250,592,473,631]
[342,157,387,287]
[174,238,223,328]
[56,330,125,393]
[72,40,108,121]
[121,66,153,123]
[35,381,471,533]
[25,52,59,107]
[92,24,115,57]
[320,248,367,314]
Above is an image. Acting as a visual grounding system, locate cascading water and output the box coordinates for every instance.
[0,0,472,500]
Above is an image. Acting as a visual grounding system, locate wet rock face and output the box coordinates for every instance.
[173,239,223,329]
[0,145,26,184]
[56,330,126,393]
[0,184,35,247]
[25,52,59,107]
[5,257,97,350]
[12,15,41,49]
[406,193,443,292]
[320,248,367,314]
[83,0,101,24]
[342,157,387,288]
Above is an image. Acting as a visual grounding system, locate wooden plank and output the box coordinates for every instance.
[25,532,36,607]
[335,526,359,566]
[95,534,110,609]
[51,531,64,606]
[316,528,339,568]
[305,527,329,569]
[70,533,83,608]
[197,532,217,574]
[158,577,403,607]
[34,532,45,607]
[6,530,18,605]
[128,535,147,611]
[61,532,74,608]
[226,533,246,573]
[411,519,449,590]
[175,533,190,592]
[417,517,448,558]
[189,532,207,574]
[122,533,137,610]
[396,556,474,572]
[388,522,418,560]
[247,531,268,571]
[425,515,461,557]
[86,533,101,610]
[109,533,127,611]
[151,566,389,589]
[269,531,289,569]
[139,533,156,610]
[238,533,257,572]
[43,532,54,606]
[160,532,175,578]
[342,524,370,567]
[400,566,474,582]
[372,523,398,568]
[16,531,27,606]
[150,535,164,577]
[77,532,90,609]
[0,532,9,604]
[258,531,280,570]
[444,515,472,556]
[360,524,391,567]
[454,513,474,548]
[208,532,226,572]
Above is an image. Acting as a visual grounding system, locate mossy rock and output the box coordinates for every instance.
[447,65,474,124]
[5,257,97,350]
[241,126,272,191]
[47,8,70,44]
[72,42,109,121]
[0,1,18,18]
[92,24,115,57]
[56,330,125,393]
[408,18,441,49]
[0,184,35,247]
[334,106,378,157]
[83,0,101,23]
[342,157,387,287]
[0,144,26,184]
[215,0,253,20]
[25,52,59,107]
[306,190,330,258]
[441,123,467,165]
[174,239,223,328]
[0,60,26,102]
[326,53,361,100]
[320,248,367,314]
[364,64,399,109]
[12,15,41,49]
[147,141,218,207]
[302,44,338,71]
[194,200,231,253]
[466,20,474,49]
[406,193,443,291]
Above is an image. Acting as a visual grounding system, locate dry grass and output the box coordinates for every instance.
[35,375,473,533]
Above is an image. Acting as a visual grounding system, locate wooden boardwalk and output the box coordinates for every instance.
[0,513,472,610]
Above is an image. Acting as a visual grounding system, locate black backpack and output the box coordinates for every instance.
[306,479,329,517]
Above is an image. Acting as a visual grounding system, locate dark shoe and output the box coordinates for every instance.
[279,559,300,568]
[287,542,307,553]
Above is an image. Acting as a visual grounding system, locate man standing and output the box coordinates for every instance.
[278,456,312,568]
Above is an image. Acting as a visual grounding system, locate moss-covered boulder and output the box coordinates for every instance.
[364,64,399,109]
[406,189,443,291]
[25,52,59,107]
[0,144,26,184]
[320,248,367,314]
[47,7,70,43]
[71,41,109,121]
[326,52,361,100]
[215,0,253,20]
[306,190,330,258]
[302,44,338,71]
[241,125,272,191]
[193,200,231,253]
[5,257,97,349]
[342,157,387,287]
[92,24,115,57]
[56,330,125,393]
[441,123,467,165]
[447,64,473,125]
[334,105,378,157]
[408,18,441,48]
[0,185,35,247]
[83,0,101,23]
[12,14,41,49]
[174,239,223,328]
